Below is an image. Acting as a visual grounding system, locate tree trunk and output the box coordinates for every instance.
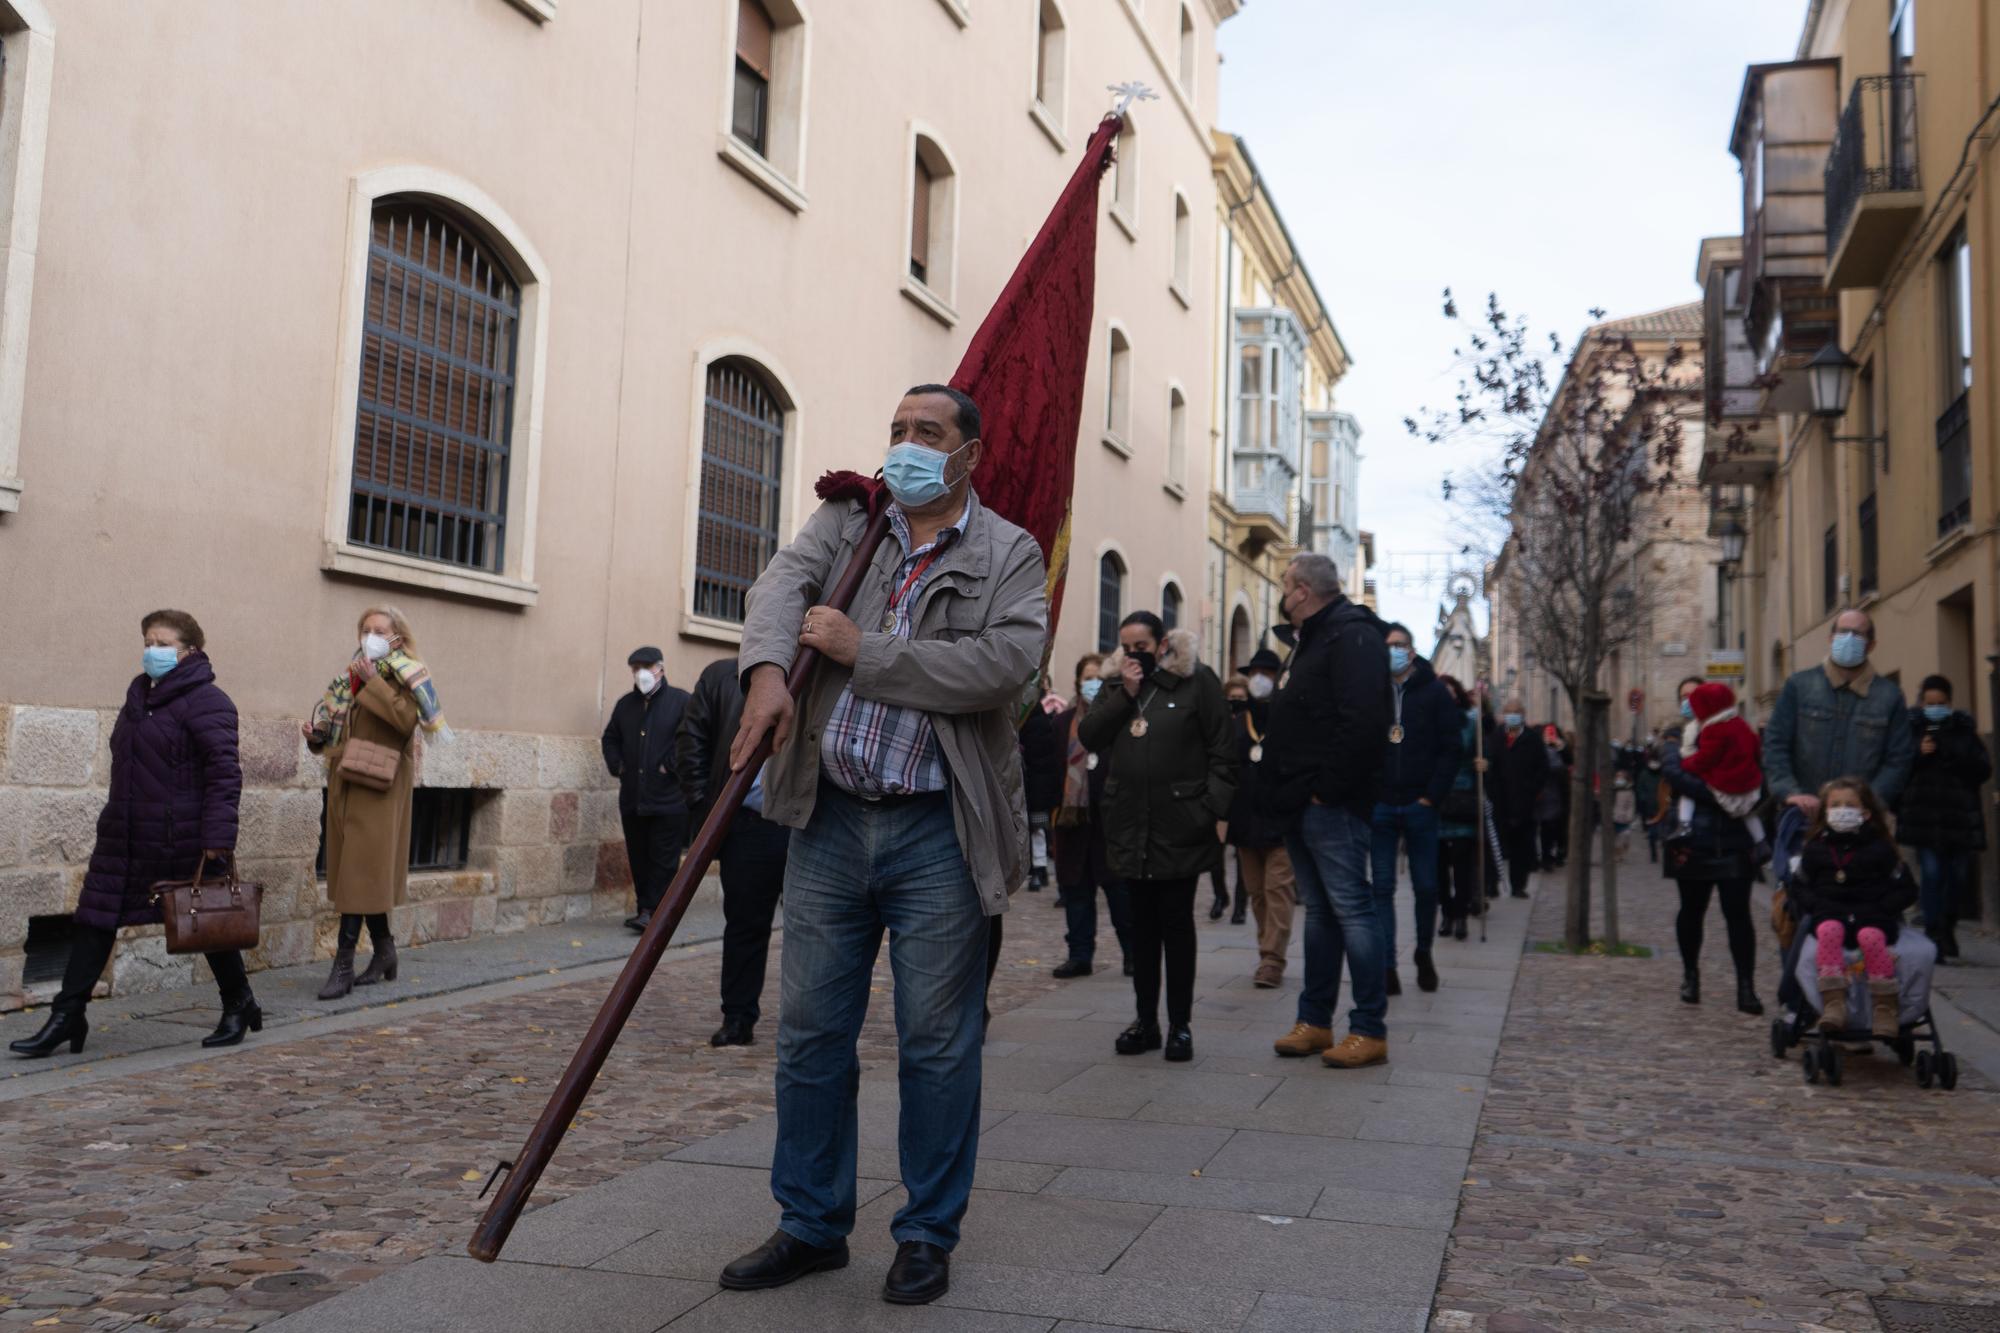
[1586,691,1619,948]
[1563,703,1594,952]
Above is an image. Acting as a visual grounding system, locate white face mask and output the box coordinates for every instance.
[634,668,659,694]
[361,632,393,661]
[1247,674,1274,700]
[1826,806,1867,834]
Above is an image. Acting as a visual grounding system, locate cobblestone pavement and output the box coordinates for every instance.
[1432,856,2000,1333]
[0,888,1081,1328]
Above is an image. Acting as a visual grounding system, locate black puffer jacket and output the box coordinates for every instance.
[1080,629,1235,880]
[1660,738,1757,885]
[1265,596,1391,818]
[1895,709,1991,852]
[1793,830,1915,938]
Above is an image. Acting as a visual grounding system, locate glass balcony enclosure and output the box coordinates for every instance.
[1231,307,1306,527]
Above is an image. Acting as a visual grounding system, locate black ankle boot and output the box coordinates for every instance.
[1115,1022,1162,1055]
[9,1004,88,1058]
[1679,970,1700,1005]
[1415,950,1438,993]
[1735,977,1763,1016]
[202,994,263,1048]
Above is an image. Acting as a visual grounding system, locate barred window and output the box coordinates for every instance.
[350,202,519,573]
[1098,550,1125,651]
[696,360,787,624]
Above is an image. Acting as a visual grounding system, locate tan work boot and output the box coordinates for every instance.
[1816,976,1847,1033]
[1253,963,1283,989]
[1273,1022,1332,1058]
[1868,978,1900,1039]
[1321,1033,1389,1069]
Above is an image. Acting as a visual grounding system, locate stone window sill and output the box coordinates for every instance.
[1102,431,1132,459]
[1110,207,1138,243]
[503,0,557,20]
[717,135,809,214]
[932,0,971,26]
[0,475,20,514]
[1162,478,1186,501]
[322,544,540,607]
[901,276,959,328]
[1029,100,1068,153]
[1926,523,1975,567]
[681,612,746,646]
[1169,279,1190,309]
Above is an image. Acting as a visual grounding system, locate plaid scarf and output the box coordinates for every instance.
[311,648,450,748]
[1053,707,1092,827]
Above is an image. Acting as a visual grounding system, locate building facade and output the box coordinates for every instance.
[1705,0,2000,924]
[1204,133,1353,674]
[0,0,1246,1006]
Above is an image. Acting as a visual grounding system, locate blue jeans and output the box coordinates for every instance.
[1916,848,1968,936]
[772,787,989,1251]
[1371,801,1440,966]
[1060,878,1131,964]
[1286,802,1387,1039]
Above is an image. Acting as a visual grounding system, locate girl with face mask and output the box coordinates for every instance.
[302,606,448,1001]
[1793,778,1914,1037]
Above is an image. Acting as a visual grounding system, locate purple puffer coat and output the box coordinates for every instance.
[75,652,242,931]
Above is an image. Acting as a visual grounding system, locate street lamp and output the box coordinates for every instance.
[1806,342,1858,419]
[1718,519,1747,567]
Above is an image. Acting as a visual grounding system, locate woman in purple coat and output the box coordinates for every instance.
[9,610,254,1058]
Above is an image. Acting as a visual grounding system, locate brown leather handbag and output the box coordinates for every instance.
[151,856,264,955]
[338,736,403,791]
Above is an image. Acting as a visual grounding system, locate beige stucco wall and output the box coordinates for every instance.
[0,1,1240,998]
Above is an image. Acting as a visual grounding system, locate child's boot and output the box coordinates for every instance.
[1868,978,1900,1039]
[1816,975,1848,1033]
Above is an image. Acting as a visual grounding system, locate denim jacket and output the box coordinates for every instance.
[1762,664,1913,806]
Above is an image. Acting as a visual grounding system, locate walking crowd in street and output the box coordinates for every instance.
[11,388,1989,1313]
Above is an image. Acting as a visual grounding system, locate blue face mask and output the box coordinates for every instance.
[1080,678,1103,703]
[1679,699,1694,721]
[1923,703,1951,724]
[142,646,181,680]
[1502,712,1524,729]
[1830,631,1868,669]
[883,439,971,508]
[1388,646,1412,674]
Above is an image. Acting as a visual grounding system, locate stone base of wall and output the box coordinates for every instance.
[0,704,638,1011]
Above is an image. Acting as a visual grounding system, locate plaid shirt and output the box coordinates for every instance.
[818,495,974,797]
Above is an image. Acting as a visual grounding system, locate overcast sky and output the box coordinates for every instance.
[1217,0,1808,642]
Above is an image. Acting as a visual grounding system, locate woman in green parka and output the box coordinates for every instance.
[1080,611,1236,1063]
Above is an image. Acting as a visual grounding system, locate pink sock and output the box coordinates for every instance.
[1856,926,1895,980]
[1814,919,1847,977]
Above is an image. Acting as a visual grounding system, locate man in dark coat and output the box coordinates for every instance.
[676,655,791,1045]
[1229,649,1295,988]
[1265,552,1393,1070]
[1895,674,1993,960]
[601,646,690,933]
[1490,698,1548,898]
[1370,624,1463,996]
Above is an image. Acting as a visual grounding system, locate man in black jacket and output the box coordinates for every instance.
[677,656,792,1046]
[1371,625,1463,997]
[1489,698,1547,898]
[601,647,690,934]
[1266,553,1394,1070]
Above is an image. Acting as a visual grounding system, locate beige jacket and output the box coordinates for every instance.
[738,493,1049,916]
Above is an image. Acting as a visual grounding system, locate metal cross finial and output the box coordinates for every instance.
[1108,81,1157,116]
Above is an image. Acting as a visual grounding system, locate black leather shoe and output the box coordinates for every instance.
[622,913,643,931]
[1052,958,1092,979]
[1679,970,1700,1005]
[1208,898,1227,921]
[8,1005,87,1058]
[202,997,262,1049]
[627,910,652,934]
[709,1018,755,1047]
[1415,951,1438,993]
[882,1240,950,1305]
[1163,1026,1193,1062]
[1114,1022,1162,1055]
[719,1230,848,1291]
[1121,957,1134,977]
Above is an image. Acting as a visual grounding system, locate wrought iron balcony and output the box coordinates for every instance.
[1826,74,1923,290]
[1937,390,1971,539]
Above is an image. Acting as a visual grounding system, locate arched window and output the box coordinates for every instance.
[695,359,787,624]
[1228,605,1251,673]
[350,200,520,573]
[907,132,958,312]
[1161,581,1183,631]
[1105,325,1132,445]
[1167,385,1187,487]
[1034,0,1068,130]
[1178,4,1196,94]
[1098,550,1126,651]
[1171,191,1191,296]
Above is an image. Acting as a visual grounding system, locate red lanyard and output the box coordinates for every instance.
[888,545,948,614]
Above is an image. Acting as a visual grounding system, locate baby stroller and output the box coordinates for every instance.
[1766,806,1960,1090]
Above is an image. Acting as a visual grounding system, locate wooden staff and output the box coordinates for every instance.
[467,504,894,1264]
[1475,684,1488,944]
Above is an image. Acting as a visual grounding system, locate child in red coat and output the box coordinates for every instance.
[1678,681,1766,847]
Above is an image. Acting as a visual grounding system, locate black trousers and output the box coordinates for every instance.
[1675,878,1756,983]
[1499,819,1538,893]
[1437,835,1483,922]
[621,810,689,914]
[1128,875,1198,1029]
[56,922,248,1011]
[719,811,790,1024]
[1539,817,1566,865]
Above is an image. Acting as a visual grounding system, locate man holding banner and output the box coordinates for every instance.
[719,385,1048,1306]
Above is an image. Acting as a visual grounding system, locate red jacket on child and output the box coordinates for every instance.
[1682,681,1762,797]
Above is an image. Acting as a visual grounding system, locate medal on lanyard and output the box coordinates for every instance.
[1246,713,1264,764]
[1087,753,1099,770]
[1389,724,1405,744]
[882,546,947,636]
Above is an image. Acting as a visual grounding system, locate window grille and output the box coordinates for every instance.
[696,361,786,624]
[1162,582,1182,631]
[733,0,773,154]
[350,203,519,574]
[316,788,474,876]
[22,915,72,988]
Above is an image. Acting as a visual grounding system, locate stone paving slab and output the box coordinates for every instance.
[851,1187,1162,1274]
[1109,1205,1447,1302]
[264,1255,713,1332]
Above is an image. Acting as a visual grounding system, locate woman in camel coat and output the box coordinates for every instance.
[304,606,447,999]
